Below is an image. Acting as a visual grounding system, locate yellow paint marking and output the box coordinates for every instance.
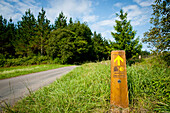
[114,55,124,66]
[119,67,124,71]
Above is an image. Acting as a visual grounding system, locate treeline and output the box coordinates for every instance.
[0,8,110,64]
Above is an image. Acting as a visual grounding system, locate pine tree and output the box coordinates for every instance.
[6,18,16,57]
[92,31,109,61]
[0,15,7,58]
[15,9,36,57]
[36,8,51,56]
[111,9,142,59]
[54,12,67,29]
[0,16,16,58]
[143,0,170,54]
[69,17,73,25]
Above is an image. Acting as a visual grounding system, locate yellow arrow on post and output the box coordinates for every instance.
[114,55,124,66]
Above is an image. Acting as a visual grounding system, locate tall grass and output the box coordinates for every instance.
[127,56,170,112]
[3,57,169,112]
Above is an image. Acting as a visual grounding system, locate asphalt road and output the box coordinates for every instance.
[0,66,77,110]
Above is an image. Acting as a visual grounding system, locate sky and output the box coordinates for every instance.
[0,0,155,51]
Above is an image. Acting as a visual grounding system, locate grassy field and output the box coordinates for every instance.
[0,64,71,79]
[2,57,170,112]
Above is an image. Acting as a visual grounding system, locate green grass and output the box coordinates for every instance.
[3,61,111,112]
[127,58,170,112]
[0,64,71,79]
[2,57,170,112]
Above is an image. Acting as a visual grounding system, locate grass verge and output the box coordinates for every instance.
[127,57,170,112]
[3,57,170,112]
[0,64,71,79]
[3,61,111,112]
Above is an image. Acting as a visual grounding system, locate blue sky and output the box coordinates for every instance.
[0,0,154,51]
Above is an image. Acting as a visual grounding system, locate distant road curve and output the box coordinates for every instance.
[0,66,77,109]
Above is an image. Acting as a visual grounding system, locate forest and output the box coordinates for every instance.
[0,0,169,66]
[0,8,112,65]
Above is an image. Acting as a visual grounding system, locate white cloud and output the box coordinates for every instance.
[46,0,93,23]
[91,19,113,31]
[0,0,40,22]
[12,13,22,21]
[0,0,94,24]
[123,5,142,16]
[90,19,116,40]
[131,15,149,26]
[122,5,151,26]
[114,2,123,7]
[98,19,114,26]
[133,0,154,7]
[100,29,115,40]
[82,15,98,23]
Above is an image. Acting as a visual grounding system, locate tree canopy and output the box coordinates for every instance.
[0,8,111,64]
[143,0,170,53]
[111,9,142,59]
[2,6,163,64]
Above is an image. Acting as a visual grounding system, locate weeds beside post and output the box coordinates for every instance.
[110,50,129,112]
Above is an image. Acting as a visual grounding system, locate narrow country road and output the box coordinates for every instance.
[0,66,77,110]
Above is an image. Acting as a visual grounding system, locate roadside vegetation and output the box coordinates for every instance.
[0,64,70,79]
[127,55,170,112]
[3,55,169,112]
[0,56,58,67]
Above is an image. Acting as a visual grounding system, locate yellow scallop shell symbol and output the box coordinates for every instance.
[119,67,124,71]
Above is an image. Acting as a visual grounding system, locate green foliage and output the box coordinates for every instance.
[0,56,50,67]
[68,21,93,63]
[161,52,170,66]
[0,9,112,65]
[143,0,170,53]
[15,9,37,57]
[47,20,94,64]
[92,31,110,61]
[111,9,142,59]
[1,8,149,65]
[47,28,76,63]
[54,12,67,29]
[141,50,150,57]
[0,8,112,65]
[128,57,170,112]
[0,15,16,58]
[36,8,51,56]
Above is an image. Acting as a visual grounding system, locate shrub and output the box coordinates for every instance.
[0,56,51,67]
[53,57,61,64]
[0,59,6,67]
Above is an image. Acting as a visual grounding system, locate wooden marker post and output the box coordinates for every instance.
[110,50,129,111]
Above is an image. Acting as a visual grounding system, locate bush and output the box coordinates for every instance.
[0,56,51,67]
[127,58,144,66]
[53,57,61,64]
[161,52,170,66]
[0,59,6,67]
[37,56,49,64]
